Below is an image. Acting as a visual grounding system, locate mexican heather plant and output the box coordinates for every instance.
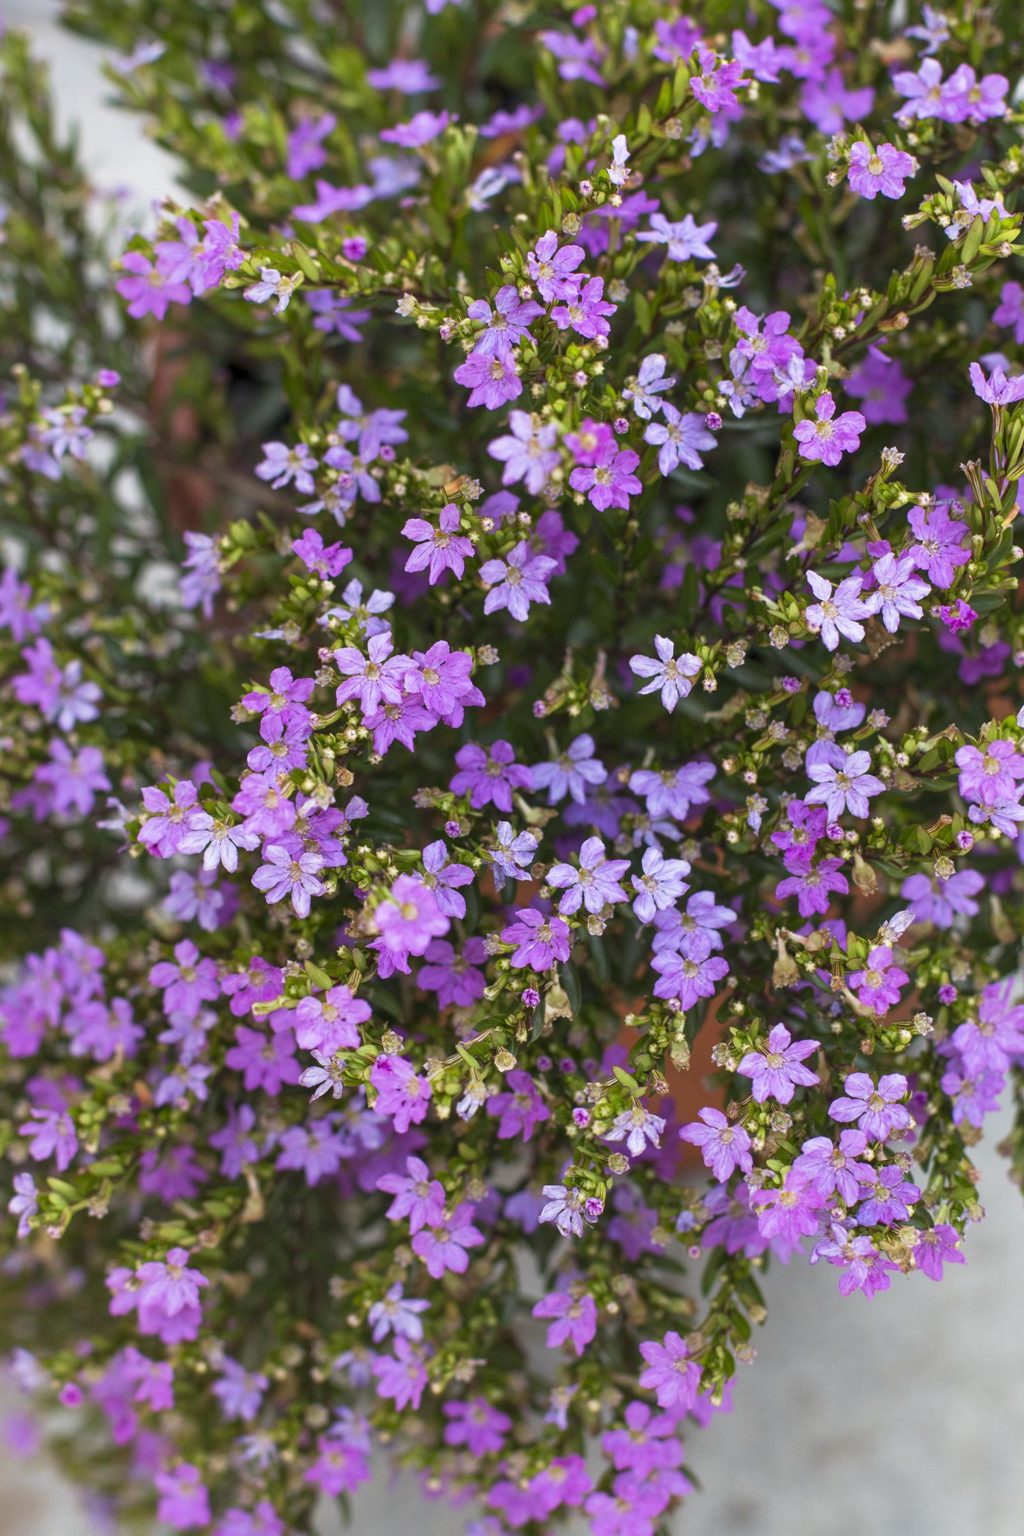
[3,1,1024,1530]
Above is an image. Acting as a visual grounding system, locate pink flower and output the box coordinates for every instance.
[847,141,916,200]
[794,391,866,465]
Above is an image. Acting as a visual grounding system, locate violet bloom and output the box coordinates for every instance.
[467,285,543,355]
[526,230,586,301]
[490,822,540,883]
[380,110,451,147]
[377,1156,446,1232]
[149,939,219,1020]
[371,1338,428,1412]
[623,354,676,420]
[955,740,1024,806]
[569,439,642,511]
[19,1108,78,1172]
[405,641,485,727]
[487,412,561,493]
[805,749,885,820]
[8,1172,38,1238]
[638,1331,700,1411]
[628,761,715,821]
[867,551,930,632]
[334,629,411,714]
[548,836,630,915]
[629,636,701,711]
[776,853,848,916]
[531,733,606,806]
[804,571,874,651]
[443,1397,512,1456]
[737,1023,819,1104]
[651,950,729,1008]
[994,280,1024,345]
[913,1223,965,1281]
[503,908,572,970]
[636,213,717,262]
[631,847,690,923]
[155,1463,210,1531]
[794,392,866,465]
[453,350,522,409]
[412,1205,485,1277]
[450,739,533,811]
[243,267,298,313]
[828,1071,912,1140]
[178,812,259,872]
[752,1176,826,1246]
[847,141,916,199]
[551,276,617,339]
[418,937,487,1009]
[374,874,449,966]
[907,503,969,588]
[645,406,716,476]
[116,251,191,318]
[480,541,557,620]
[849,945,909,1016]
[944,63,1008,123]
[36,742,110,818]
[813,1223,898,1298]
[212,1358,268,1422]
[486,1069,550,1142]
[367,1283,430,1344]
[421,839,475,918]
[969,360,1024,405]
[369,1054,433,1133]
[845,349,912,425]
[539,1184,600,1238]
[402,504,475,585]
[901,867,983,927]
[792,1131,873,1205]
[294,984,370,1052]
[604,1105,666,1159]
[679,1107,753,1181]
[251,845,325,917]
[857,1164,920,1226]
[532,1290,598,1356]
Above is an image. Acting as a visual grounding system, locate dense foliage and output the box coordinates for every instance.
[2,3,1024,1532]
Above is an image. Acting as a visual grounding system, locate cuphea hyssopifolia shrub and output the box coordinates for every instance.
[4,2,1024,1531]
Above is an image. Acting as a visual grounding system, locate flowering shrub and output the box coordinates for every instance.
[3,2,1024,1532]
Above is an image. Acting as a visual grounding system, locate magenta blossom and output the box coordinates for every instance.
[737,1023,819,1104]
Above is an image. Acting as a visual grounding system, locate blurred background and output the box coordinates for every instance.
[0,2,1022,1532]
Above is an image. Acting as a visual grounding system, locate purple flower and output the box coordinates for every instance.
[251,845,325,917]
[526,230,586,301]
[628,761,715,821]
[847,141,916,199]
[531,734,607,806]
[845,349,912,424]
[380,109,452,147]
[806,749,885,820]
[467,286,544,355]
[451,739,533,811]
[443,1397,512,1456]
[212,1358,267,1422]
[487,412,560,493]
[551,275,617,339]
[804,571,871,651]
[20,1108,78,1173]
[912,1223,965,1281]
[604,1105,666,1158]
[792,1131,872,1205]
[539,1183,601,1238]
[849,945,909,1015]
[969,360,1024,405]
[502,908,572,970]
[405,641,485,726]
[644,405,716,476]
[225,1023,301,1096]
[532,1290,598,1356]
[737,1023,819,1104]
[480,541,557,621]
[454,349,523,409]
[637,1331,700,1411]
[651,950,729,1008]
[377,1156,446,1232]
[856,1164,919,1226]
[421,839,475,918]
[489,822,539,883]
[907,502,969,587]
[8,1172,38,1238]
[371,1338,428,1411]
[334,630,412,714]
[367,1283,430,1343]
[116,251,191,318]
[369,1054,433,1132]
[629,636,701,711]
[812,1223,898,1298]
[623,354,677,420]
[418,936,487,1008]
[636,213,717,262]
[243,266,298,313]
[402,504,475,584]
[751,1176,825,1247]
[155,1463,210,1530]
[486,1069,549,1142]
[994,280,1024,344]
[829,1072,912,1140]
[867,551,930,632]
[794,392,866,465]
[374,875,449,970]
[955,740,1024,806]
[412,1204,485,1277]
[679,1107,753,1181]
[548,836,630,915]
[294,984,370,1052]
[570,440,642,511]
[631,847,690,923]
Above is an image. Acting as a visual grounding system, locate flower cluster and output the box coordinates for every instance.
[2,5,1024,1536]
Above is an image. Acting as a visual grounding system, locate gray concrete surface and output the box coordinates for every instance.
[1,3,1022,1531]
